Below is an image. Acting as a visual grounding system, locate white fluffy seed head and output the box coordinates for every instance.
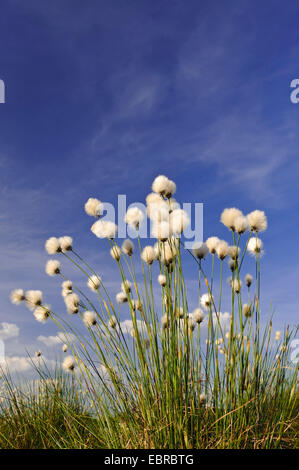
[109,316,117,329]
[83,310,97,327]
[200,393,206,404]
[59,236,73,252]
[141,246,156,265]
[87,275,101,291]
[159,243,177,265]
[158,274,167,287]
[64,293,80,314]
[242,303,251,317]
[45,259,61,276]
[200,293,212,310]
[152,175,176,198]
[62,280,72,291]
[146,192,163,206]
[62,355,75,372]
[175,307,184,319]
[216,241,229,260]
[220,208,243,231]
[228,258,238,272]
[170,209,189,235]
[234,216,249,235]
[161,314,169,330]
[228,245,240,260]
[84,197,103,217]
[193,308,205,324]
[206,237,220,254]
[116,292,127,304]
[122,239,134,256]
[147,202,169,223]
[247,237,263,256]
[35,350,41,357]
[62,344,68,353]
[232,279,242,293]
[91,220,117,239]
[110,245,121,261]
[275,330,281,341]
[247,210,267,233]
[125,207,144,229]
[33,305,50,323]
[192,242,209,260]
[245,274,253,287]
[131,299,142,311]
[10,289,25,305]
[25,290,43,310]
[45,237,61,254]
[121,280,132,294]
[152,221,172,241]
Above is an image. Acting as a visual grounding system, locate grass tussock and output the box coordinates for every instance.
[3,174,299,449]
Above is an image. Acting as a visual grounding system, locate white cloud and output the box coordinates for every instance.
[0,355,56,373]
[37,331,75,347]
[119,319,148,335]
[0,322,20,340]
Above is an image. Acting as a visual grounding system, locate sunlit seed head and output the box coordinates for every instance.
[170,209,189,235]
[83,310,97,327]
[228,245,240,260]
[26,290,43,310]
[45,259,61,276]
[84,197,103,217]
[275,330,281,341]
[10,289,25,305]
[192,242,209,260]
[280,345,287,353]
[247,237,263,256]
[220,208,243,231]
[188,317,196,332]
[232,279,242,293]
[158,274,167,287]
[121,279,132,294]
[146,192,163,206]
[141,246,156,265]
[200,393,206,404]
[122,239,134,256]
[91,220,117,239]
[131,299,142,312]
[147,201,169,222]
[64,293,80,314]
[125,206,144,229]
[206,237,220,254]
[152,221,172,241]
[45,237,61,255]
[161,314,169,330]
[200,293,212,310]
[116,292,127,305]
[242,303,251,317]
[247,210,267,233]
[175,307,184,319]
[234,216,249,235]
[216,240,229,260]
[160,244,176,265]
[87,275,101,291]
[59,236,73,252]
[62,355,75,372]
[110,245,121,261]
[193,308,205,324]
[33,305,50,323]
[62,280,72,291]
[35,350,41,357]
[168,198,180,213]
[245,274,253,287]
[228,258,238,272]
[62,344,68,353]
[152,175,176,198]
[109,316,117,329]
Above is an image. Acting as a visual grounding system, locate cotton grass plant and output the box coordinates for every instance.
[7,175,298,449]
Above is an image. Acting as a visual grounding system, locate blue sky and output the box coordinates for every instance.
[0,0,298,375]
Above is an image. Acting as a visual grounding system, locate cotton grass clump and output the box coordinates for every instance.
[8,173,297,450]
